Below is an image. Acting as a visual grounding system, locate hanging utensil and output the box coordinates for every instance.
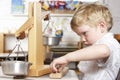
[0,39,32,76]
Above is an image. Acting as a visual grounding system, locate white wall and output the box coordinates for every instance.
[104,0,120,34]
[0,0,28,51]
[0,0,28,33]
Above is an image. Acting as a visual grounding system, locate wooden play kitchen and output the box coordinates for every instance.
[15,1,68,78]
[0,2,79,80]
[15,2,51,76]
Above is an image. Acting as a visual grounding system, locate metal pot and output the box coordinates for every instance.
[0,61,32,76]
[43,35,61,46]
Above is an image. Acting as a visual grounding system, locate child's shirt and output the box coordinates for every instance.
[77,33,120,80]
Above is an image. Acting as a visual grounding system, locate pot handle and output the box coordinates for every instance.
[5,39,27,61]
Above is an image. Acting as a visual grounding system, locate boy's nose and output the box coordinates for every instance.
[81,36,85,41]
[81,36,86,42]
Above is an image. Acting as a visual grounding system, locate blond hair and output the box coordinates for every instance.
[71,3,113,31]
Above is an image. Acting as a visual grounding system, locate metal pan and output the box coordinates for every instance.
[43,35,61,46]
[0,61,32,76]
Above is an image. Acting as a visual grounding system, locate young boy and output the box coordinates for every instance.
[50,3,120,80]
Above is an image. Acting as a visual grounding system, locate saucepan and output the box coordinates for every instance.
[0,61,32,76]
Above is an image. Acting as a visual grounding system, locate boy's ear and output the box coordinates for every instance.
[99,21,105,27]
[98,21,106,33]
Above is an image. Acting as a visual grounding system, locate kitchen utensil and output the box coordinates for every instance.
[43,35,61,46]
[0,39,32,76]
[0,61,32,76]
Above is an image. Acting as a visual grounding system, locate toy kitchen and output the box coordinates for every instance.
[0,1,82,80]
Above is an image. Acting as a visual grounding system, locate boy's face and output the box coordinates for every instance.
[73,24,104,46]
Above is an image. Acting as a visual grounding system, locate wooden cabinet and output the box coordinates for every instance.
[0,33,15,53]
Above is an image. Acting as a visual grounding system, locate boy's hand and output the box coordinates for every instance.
[50,57,68,73]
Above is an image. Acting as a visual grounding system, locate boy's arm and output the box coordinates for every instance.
[64,44,110,62]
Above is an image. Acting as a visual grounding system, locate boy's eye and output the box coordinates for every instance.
[83,32,86,35]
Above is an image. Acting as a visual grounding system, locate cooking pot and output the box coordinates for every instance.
[0,61,32,76]
[43,35,61,46]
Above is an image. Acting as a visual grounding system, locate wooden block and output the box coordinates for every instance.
[49,67,69,79]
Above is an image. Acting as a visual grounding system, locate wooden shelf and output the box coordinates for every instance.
[50,14,73,17]
[42,9,75,17]
[50,9,75,14]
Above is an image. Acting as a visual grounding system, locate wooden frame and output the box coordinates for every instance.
[15,2,50,76]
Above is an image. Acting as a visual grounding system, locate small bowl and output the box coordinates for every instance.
[43,35,61,46]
